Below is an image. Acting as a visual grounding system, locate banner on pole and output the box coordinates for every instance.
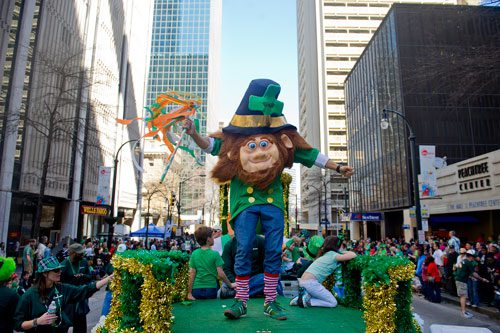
[419,145,438,198]
[97,166,112,205]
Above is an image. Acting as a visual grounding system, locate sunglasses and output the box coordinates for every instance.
[50,268,61,273]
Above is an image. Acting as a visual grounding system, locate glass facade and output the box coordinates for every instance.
[146,0,211,215]
[346,4,500,215]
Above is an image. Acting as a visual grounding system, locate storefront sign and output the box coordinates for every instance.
[81,205,110,216]
[458,162,488,179]
[448,198,500,211]
[350,212,382,221]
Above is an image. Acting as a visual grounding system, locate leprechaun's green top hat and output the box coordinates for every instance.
[222,79,296,135]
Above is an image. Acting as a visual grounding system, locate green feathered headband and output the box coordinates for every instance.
[0,257,16,282]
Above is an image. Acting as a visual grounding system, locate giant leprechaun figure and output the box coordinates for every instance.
[183,79,353,321]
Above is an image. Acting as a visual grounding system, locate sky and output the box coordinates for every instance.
[219,0,299,127]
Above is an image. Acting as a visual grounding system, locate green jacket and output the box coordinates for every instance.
[211,137,319,220]
[14,282,98,332]
[0,286,19,333]
[222,235,265,282]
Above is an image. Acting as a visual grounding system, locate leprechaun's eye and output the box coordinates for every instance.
[247,141,257,149]
[259,140,269,148]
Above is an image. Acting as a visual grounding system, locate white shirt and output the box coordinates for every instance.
[212,236,223,255]
[150,244,157,251]
[433,249,444,266]
[37,243,46,261]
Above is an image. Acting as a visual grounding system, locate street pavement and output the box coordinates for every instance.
[84,290,500,333]
[412,294,500,333]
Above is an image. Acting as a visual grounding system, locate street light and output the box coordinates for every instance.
[145,187,167,249]
[177,174,206,229]
[307,184,324,234]
[380,109,422,234]
[108,138,141,248]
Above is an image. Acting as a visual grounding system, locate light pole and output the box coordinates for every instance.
[307,184,324,234]
[177,174,206,230]
[108,139,140,248]
[145,187,167,249]
[381,109,422,235]
[289,193,299,232]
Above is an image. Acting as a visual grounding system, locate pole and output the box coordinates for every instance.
[177,181,182,229]
[145,194,151,249]
[323,180,328,235]
[382,109,422,235]
[410,134,423,234]
[295,194,298,231]
[109,139,139,249]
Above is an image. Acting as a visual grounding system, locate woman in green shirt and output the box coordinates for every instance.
[14,256,112,333]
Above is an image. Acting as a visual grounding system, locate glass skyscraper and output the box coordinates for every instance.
[145,0,220,217]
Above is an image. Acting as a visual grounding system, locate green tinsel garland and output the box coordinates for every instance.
[119,271,144,330]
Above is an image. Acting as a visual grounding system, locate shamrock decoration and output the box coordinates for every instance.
[248,84,284,116]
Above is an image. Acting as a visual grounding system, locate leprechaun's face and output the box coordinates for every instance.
[239,135,279,173]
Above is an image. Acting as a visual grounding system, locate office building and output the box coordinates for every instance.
[344,4,500,239]
[0,0,153,252]
[296,0,476,233]
[143,0,221,228]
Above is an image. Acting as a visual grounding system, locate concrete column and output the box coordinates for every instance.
[403,208,414,243]
[381,220,386,239]
[350,221,360,240]
[363,221,368,240]
[0,0,36,245]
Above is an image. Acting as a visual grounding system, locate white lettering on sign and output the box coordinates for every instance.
[448,199,500,211]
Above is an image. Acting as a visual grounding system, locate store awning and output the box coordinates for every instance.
[430,216,478,223]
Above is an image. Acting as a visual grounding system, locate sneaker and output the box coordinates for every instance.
[297,288,311,308]
[466,301,471,306]
[471,304,478,308]
[224,299,247,319]
[289,296,299,306]
[263,301,287,320]
[463,311,474,319]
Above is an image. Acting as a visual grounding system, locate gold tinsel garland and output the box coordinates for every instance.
[172,262,189,302]
[103,256,179,333]
[362,262,417,333]
[281,173,292,237]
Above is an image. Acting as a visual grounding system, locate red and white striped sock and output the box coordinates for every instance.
[264,272,280,304]
[235,276,250,303]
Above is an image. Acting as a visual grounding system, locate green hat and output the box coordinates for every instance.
[37,257,64,273]
[223,79,296,135]
[305,236,324,259]
[0,257,16,282]
[286,239,294,248]
[69,243,85,254]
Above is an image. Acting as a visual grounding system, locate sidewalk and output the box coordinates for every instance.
[416,290,500,321]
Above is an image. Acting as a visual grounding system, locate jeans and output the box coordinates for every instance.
[298,278,338,307]
[428,281,442,303]
[101,290,113,316]
[468,279,479,306]
[233,204,284,276]
[192,288,218,299]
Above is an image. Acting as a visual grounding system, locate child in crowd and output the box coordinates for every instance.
[290,236,356,308]
[17,271,32,296]
[188,226,235,300]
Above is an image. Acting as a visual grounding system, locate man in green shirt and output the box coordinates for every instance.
[61,243,92,333]
[22,239,36,276]
[184,79,353,320]
[454,253,489,318]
